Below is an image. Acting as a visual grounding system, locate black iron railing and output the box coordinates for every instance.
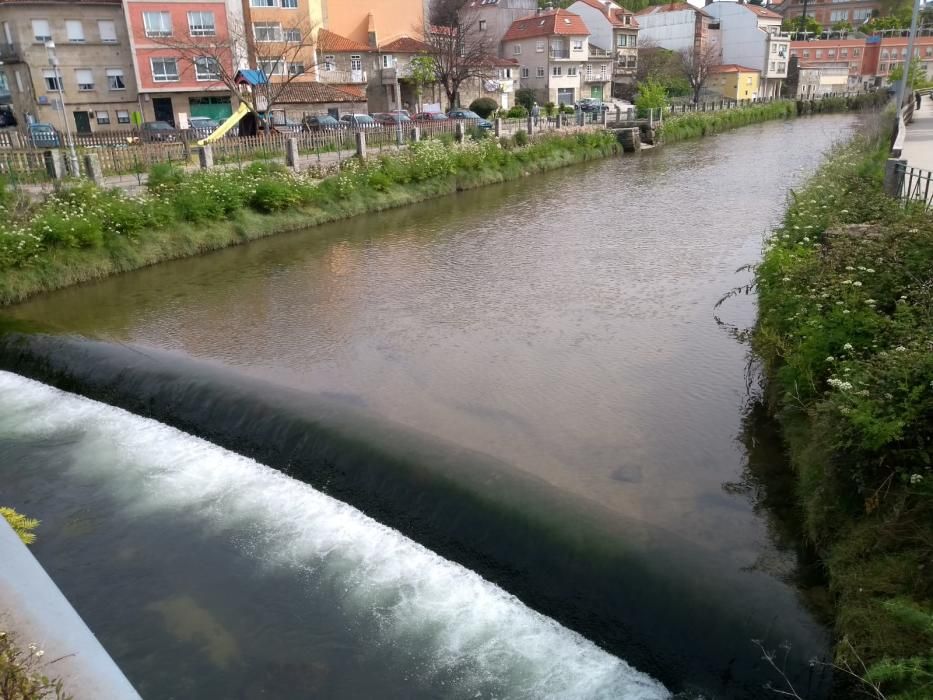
[895,162,933,210]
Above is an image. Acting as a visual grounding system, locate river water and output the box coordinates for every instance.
[0,115,859,698]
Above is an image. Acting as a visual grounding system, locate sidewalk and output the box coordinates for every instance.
[899,97,933,170]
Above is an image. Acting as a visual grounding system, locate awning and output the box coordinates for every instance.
[234,69,268,86]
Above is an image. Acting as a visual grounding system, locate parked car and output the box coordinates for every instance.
[140,121,177,142]
[373,112,412,125]
[446,109,493,129]
[26,123,61,147]
[188,116,219,137]
[340,114,378,130]
[302,115,345,132]
[413,112,449,122]
[576,98,610,113]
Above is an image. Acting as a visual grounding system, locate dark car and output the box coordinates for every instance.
[446,109,493,129]
[576,98,610,113]
[302,115,345,132]
[374,112,412,125]
[188,116,219,137]
[140,121,177,142]
[413,112,449,122]
[26,123,61,147]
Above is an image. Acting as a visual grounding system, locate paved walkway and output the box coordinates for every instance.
[900,97,933,170]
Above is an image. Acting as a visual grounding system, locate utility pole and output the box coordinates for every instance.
[45,41,79,176]
[896,0,923,115]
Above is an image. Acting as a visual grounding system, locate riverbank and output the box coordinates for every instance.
[658,92,888,143]
[753,120,932,698]
[0,131,618,305]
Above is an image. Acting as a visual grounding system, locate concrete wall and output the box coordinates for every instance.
[636,8,698,54]
[321,0,424,47]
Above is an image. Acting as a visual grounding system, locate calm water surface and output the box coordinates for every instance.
[1,115,859,698]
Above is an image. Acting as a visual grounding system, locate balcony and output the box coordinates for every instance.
[381,65,412,84]
[549,48,570,59]
[319,68,367,84]
[0,43,22,61]
[614,61,637,75]
[583,72,610,83]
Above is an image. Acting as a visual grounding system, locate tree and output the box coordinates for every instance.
[889,57,927,89]
[782,16,822,35]
[153,16,318,133]
[634,78,668,113]
[678,42,721,104]
[422,5,496,109]
[831,20,854,32]
[635,42,692,99]
[408,55,437,112]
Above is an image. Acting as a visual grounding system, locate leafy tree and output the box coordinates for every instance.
[468,97,498,118]
[832,20,854,31]
[679,43,721,104]
[782,16,823,35]
[635,78,669,112]
[888,57,928,89]
[409,55,437,112]
[515,88,536,111]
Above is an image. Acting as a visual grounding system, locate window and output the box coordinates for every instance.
[98,20,117,43]
[116,110,130,124]
[617,34,626,47]
[288,62,305,76]
[828,49,835,57]
[600,64,607,79]
[106,68,125,90]
[840,48,848,57]
[778,62,786,72]
[536,39,544,52]
[282,0,298,7]
[585,63,592,78]
[2,21,10,44]
[881,50,890,59]
[96,111,110,124]
[815,49,822,58]
[143,11,172,38]
[830,10,849,22]
[521,67,529,78]
[258,60,285,75]
[253,22,281,42]
[853,48,860,56]
[552,65,562,76]
[194,57,220,80]
[479,19,487,31]
[42,69,62,91]
[32,19,51,42]
[771,43,776,54]
[382,54,395,68]
[350,55,362,71]
[572,39,583,50]
[323,54,335,70]
[150,57,179,82]
[251,0,275,6]
[513,43,521,55]
[536,66,544,78]
[567,65,577,76]
[853,9,871,21]
[14,70,23,93]
[928,47,933,57]
[802,49,809,58]
[188,11,215,37]
[283,27,301,42]
[790,50,797,57]
[66,20,85,43]
[75,68,94,90]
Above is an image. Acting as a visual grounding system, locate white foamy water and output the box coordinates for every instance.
[0,370,669,699]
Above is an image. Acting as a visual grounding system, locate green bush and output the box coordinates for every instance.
[466,125,489,141]
[250,179,299,212]
[147,162,185,191]
[468,97,499,119]
[515,89,536,111]
[505,105,528,119]
[513,130,529,147]
[544,102,556,117]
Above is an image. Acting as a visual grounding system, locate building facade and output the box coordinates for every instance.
[0,0,139,132]
[788,37,867,90]
[704,2,790,99]
[123,0,243,125]
[241,0,319,82]
[569,0,639,97]
[320,0,426,48]
[461,0,538,51]
[635,2,718,54]
[707,63,760,101]
[776,0,879,29]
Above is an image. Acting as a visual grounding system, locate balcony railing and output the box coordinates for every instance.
[319,69,367,84]
[583,72,610,83]
[0,43,22,61]
[549,48,570,59]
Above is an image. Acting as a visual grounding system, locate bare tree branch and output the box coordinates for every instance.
[421,5,496,109]
[678,41,721,104]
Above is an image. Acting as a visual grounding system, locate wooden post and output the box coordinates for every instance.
[355,131,367,159]
[285,138,299,169]
[410,126,420,142]
[556,113,563,129]
[198,145,214,169]
[494,118,503,137]
[455,121,465,142]
[600,109,608,126]
[8,131,22,149]
[82,152,103,184]
[44,150,65,179]
[526,114,535,135]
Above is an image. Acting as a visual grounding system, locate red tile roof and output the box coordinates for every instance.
[636,2,709,18]
[744,4,782,19]
[379,36,431,53]
[317,29,371,53]
[503,9,590,41]
[275,82,367,104]
[711,64,760,74]
[574,0,639,29]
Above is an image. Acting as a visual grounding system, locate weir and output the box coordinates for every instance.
[0,333,830,699]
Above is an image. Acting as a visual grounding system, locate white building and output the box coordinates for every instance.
[703,2,790,99]
[568,0,639,96]
[460,0,539,51]
[635,2,718,55]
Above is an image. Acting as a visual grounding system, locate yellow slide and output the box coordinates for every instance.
[197,103,250,145]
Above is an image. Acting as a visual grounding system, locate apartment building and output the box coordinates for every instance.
[502,8,592,105]
[635,2,719,54]
[776,0,879,29]
[569,0,639,96]
[123,0,244,125]
[788,37,867,90]
[704,2,790,98]
[242,0,318,81]
[320,0,426,48]
[0,0,138,132]
[460,0,538,49]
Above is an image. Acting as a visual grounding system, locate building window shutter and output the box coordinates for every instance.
[32,19,51,42]
[98,20,117,42]
[66,20,85,42]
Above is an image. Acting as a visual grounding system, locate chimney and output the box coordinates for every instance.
[605,2,613,19]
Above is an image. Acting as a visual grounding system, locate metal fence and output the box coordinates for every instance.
[894,161,933,210]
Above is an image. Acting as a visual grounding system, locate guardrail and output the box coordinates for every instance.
[893,161,933,210]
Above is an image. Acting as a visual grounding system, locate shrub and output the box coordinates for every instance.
[147,162,185,192]
[0,631,67,699]
[513,129,529,147]
[469,97,498,119]
[466,125,488,141]
[499,136,513,150]
[635,78,669,115]
[506,105,528,119]
[250,178,299,212]
[515,89,536,111]
[545,102,556,117]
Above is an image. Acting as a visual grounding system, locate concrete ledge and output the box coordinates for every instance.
[0,519,141,699]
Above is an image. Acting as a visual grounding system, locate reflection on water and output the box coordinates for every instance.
[147,596,241,669]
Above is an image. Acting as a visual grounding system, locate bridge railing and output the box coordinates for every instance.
[893,161,933,210]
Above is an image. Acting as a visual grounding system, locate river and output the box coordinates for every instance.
[0,114,860,699]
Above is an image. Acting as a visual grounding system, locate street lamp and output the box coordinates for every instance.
[44,40,79,176]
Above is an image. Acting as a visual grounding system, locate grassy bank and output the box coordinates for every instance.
[659,92,889,143]
[0,131,618,305]
[753,121,932,698]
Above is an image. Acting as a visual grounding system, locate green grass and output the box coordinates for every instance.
[753,113,932,699]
